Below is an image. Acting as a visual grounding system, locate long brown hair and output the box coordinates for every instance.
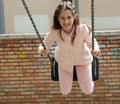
[52,1,80,44]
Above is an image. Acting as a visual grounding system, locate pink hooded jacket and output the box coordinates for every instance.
[39,24,100,73]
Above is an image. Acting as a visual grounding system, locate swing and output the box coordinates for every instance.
[21,0,99,81]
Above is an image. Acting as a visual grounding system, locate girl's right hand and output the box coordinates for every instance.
[40,49,48,56]
[91,50,101,57]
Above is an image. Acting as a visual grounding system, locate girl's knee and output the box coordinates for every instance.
[82,86,94,95]
[83,89,93,95]
[60,87,72,95]
[61,91,71,95]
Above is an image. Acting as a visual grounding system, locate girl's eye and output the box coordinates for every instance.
[60,16,72,20]
[68,16,71,19]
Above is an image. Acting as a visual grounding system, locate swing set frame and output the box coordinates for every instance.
[20,0,99,81]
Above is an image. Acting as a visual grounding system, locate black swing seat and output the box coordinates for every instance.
[51,57,99,81]
[51,57,78,81]
[92,56,99,81]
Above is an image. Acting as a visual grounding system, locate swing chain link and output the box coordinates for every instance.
[21,0,45,48]
[91,0,99,81]
[20,0,53,64]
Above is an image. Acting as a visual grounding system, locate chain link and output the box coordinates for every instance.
[20,0,52,63]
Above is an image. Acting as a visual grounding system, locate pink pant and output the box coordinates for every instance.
[58,64,94,95]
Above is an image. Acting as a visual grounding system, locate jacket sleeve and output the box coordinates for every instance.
[38,29,57,54]
[83,24,100,51]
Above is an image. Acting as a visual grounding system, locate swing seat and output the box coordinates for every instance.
[51,57,99,81]
[92,56,99,81]
[51,57,78,81]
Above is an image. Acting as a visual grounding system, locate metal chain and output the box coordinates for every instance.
[91,0,95,50]
[21,0,46,49]
[20,0,52,63]
[91,0,99,81]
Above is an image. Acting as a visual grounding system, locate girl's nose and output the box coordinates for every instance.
[64,19,68,23]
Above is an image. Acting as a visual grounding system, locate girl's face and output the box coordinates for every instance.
[58,10,75,34]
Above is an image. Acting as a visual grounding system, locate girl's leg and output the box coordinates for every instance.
[58,66,73,95]
[76,64,94,94]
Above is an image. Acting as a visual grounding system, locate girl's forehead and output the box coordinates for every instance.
[60,10,73,16]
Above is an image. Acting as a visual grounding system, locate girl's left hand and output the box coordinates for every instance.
[91,50,101,57]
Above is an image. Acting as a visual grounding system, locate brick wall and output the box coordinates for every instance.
[0,31,120,104]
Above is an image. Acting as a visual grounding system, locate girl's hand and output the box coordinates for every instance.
[91,50,101,57]
[40,49,48,56]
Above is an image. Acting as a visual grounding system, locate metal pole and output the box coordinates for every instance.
[0,0,5,34]
[75,0,80,17]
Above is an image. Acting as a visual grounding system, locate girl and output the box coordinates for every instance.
[39,1,101,95]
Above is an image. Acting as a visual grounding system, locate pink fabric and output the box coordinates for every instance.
[58,64,94,95]
[40,24,100,73]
